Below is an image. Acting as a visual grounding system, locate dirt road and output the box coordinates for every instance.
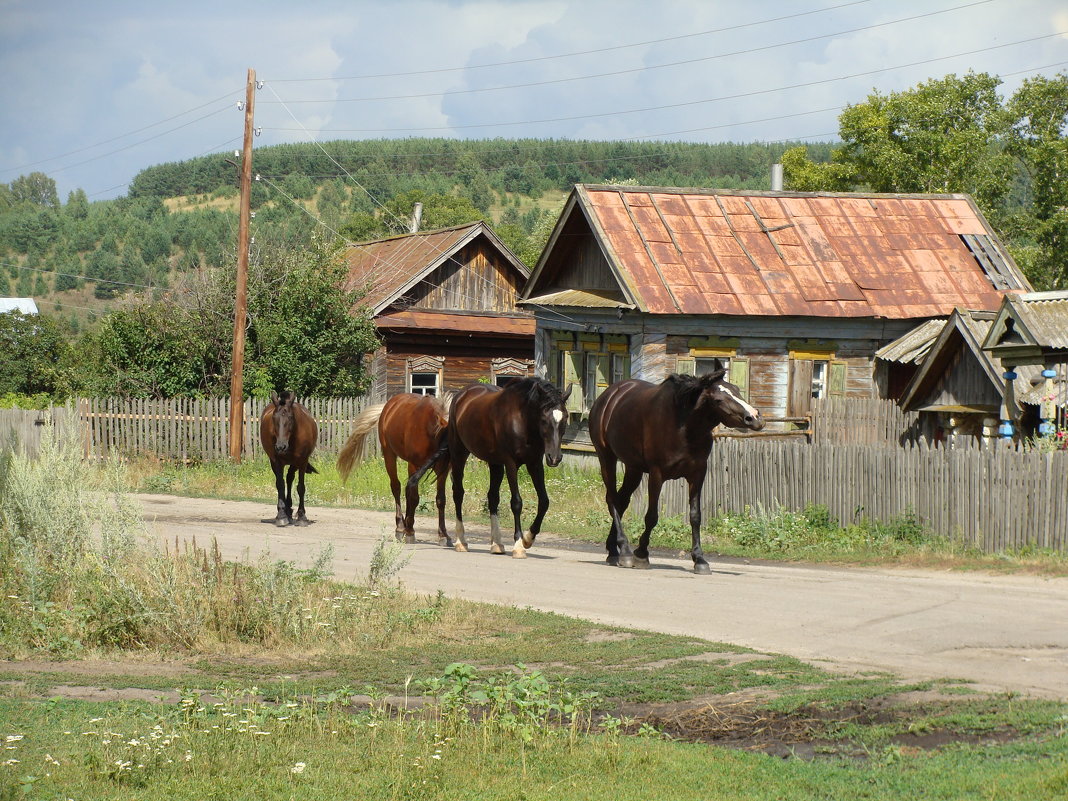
[140,494,1068,700]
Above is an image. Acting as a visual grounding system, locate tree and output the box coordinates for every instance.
[1006,72,1068,288]
[0,311,72,398]
[8,172,60,209]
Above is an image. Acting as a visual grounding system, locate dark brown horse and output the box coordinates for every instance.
[337,393,453,546]
[259,391,318,527]
[439,378,571,557]
[589,362,764,573]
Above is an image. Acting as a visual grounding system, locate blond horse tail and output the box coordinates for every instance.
[336,403,385,484]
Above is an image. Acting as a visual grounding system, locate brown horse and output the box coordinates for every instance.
[259,391,318,527]
[440,378,571,557]
[589,362,764,573]
[337,393,453,546]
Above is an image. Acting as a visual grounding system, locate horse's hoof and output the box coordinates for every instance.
[441,537,454,549]
[693,561,711,575]
[606,555,619,566]
[274,517,290,528]
[403,534,416,544]
[490,542,505,555]
[617,555,634,569]
[454,542,469,553]
[632,557,651,570]
[522,532,534,548]
[293,517,310,527]
[511,541,527,559]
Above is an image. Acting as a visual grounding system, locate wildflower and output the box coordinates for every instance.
[1,759,19,766]
[4,735,23,743]
[44,754,60,766]
[291,762,306,774]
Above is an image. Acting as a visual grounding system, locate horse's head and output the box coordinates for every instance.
[270,391,298,455]
[694,361,764,432]
[521,379,572,468]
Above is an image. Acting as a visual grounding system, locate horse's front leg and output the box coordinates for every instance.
[631,471,663,569]
[486,463,506,555]
[270,461,290,526]
[504,462,526,558]
[687,472,709,574]
[521,459,548,551]
[398,459,419,544]
[434,465,453,548]
[293,466,310,526]
[284,465,297,522]
[450,453,470,552]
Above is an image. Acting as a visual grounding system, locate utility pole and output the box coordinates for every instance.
[228,68,256,462]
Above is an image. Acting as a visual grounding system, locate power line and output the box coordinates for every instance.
[258,32,1067,135]
[264,0,997,106]
[0,90,243,177]
[269,0,880,82]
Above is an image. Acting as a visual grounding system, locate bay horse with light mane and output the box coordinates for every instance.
[259,391,318,527]
[589,361,764,573]
[337,392,453,546]
[412,378,571,557]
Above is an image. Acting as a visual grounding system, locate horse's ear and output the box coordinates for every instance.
[560,383,573,403]
[270,392,279,406]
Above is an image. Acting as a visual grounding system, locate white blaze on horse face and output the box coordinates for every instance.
[552,409,564,423]
[720,385,760,420]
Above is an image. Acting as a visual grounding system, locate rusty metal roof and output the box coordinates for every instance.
[530,185,1029,319]
[345,221,529,315]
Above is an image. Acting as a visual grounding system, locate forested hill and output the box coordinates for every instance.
[0,138,828,329]
[128,138,828,201]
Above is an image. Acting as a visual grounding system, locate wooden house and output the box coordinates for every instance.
[518,185,1031,451]
[345,221,535,400]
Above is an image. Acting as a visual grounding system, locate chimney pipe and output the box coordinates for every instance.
[409,202,423,233]
[771,163,784,191]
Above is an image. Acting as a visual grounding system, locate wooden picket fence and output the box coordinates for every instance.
[0,398,374,462]
[641,438,1068,553]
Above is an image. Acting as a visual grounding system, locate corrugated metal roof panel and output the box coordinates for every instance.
[580,187,1027,320]
[1011,292,1068,348]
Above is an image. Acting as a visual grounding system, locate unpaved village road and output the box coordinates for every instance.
[139,493,1068,700]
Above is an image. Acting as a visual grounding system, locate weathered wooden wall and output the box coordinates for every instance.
[410,241,523,313]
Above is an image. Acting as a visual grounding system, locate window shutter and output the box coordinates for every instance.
[729,358,750,401]
[675,356,696,376]
[829,361,848,396]
[563,350,584,413]
[595,354,610,399]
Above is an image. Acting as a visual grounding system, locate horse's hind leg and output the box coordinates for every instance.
[272,461,289,527]
[400,460,419,544]
[293,466,311,526]
[519,460,545,552]
[487,463,506,554]
[384,450,405,541]
[612,465,644,568]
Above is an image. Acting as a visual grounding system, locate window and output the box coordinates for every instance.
[549,332,629,415]
[811,360,828,399]
[410,372,438,396]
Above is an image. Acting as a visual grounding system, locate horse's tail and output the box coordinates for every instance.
[336,402,386,484]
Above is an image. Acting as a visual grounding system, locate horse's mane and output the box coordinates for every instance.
[276,390,296,406]
[503,376,566,410]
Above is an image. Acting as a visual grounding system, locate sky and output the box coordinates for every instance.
[1,0,1066,202]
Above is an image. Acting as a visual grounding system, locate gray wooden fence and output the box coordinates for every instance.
[0,398,373,461]
[642,438,1067,553]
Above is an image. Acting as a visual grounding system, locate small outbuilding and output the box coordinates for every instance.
[345,221,535,400]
